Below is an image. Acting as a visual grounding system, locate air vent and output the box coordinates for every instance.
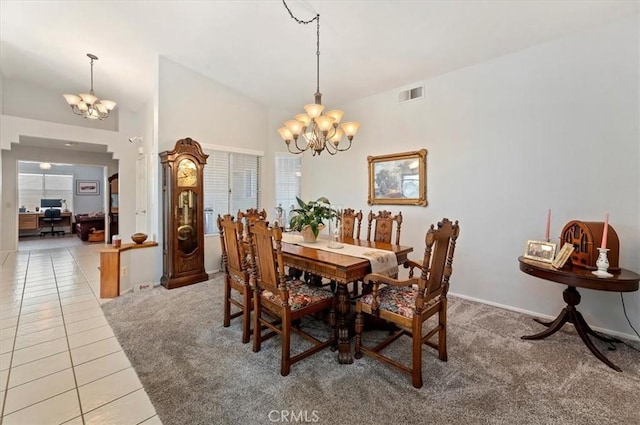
[399,86,424,103]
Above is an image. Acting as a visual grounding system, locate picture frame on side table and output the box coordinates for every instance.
[76,180,100,195]
[552,243,575,269]
[524,240,557,263]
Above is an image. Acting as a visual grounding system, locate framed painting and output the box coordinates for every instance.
[76,180,100,195]
[367,149,427,206]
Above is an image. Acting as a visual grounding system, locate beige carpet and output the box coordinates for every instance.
[102,274,640,425]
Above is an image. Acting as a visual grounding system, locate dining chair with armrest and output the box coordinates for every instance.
[354,218,460,388]
[247,220,335,376]
[218,214,253,343]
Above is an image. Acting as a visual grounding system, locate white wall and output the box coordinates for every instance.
[301,16,639,337]
[2,79,118,131]
[156,57,269,273]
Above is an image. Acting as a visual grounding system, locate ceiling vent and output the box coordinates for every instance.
[399,86,424,103]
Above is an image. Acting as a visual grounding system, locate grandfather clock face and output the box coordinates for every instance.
[177,159,197,187]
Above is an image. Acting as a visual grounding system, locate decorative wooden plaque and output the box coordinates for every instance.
[559,220,620,271]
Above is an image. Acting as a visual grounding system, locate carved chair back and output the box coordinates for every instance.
[237,208,267,231]
[217,214,247,279]
[415,218,460,306]
[366,210,403,245]
[247,220,288,303]
[341,208,363,239]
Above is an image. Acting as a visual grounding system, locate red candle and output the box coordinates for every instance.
[600,213,609,250]
[545,209,551,241]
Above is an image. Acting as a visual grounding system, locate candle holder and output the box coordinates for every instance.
[592,248,613,278]
[327,205,343,249]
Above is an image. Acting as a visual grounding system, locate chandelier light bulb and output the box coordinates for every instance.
[315,115,335,132]
[325,110,344,124]
[304,104,324,119]
[284,120,304,136]
[277,127,293,141]
[295,114,311,127]
[341,122,361,139]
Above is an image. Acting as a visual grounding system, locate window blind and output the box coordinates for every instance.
[275,154,302,213]
[202,150,261,235]
[18,173,73,212]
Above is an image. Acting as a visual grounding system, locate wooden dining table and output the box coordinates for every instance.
[281,237,413,364]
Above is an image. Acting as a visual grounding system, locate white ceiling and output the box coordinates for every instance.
[1,1,637,113]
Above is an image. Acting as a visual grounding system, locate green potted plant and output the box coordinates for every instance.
[289,196,336,243]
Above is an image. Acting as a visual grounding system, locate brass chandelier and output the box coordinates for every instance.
[63,53,117,120]
[277,1,360,156]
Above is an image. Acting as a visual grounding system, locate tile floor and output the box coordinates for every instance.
[1,241,162,424]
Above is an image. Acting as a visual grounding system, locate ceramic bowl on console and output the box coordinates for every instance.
[131,233,148,244]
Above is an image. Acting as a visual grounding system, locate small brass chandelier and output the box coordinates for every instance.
[63,53,117,120]
[277,1,360,156]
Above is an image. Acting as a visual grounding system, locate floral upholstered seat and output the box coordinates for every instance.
[262,279,333,311]
[359,286,438,319]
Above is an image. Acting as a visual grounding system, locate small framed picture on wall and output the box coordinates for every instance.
[76,180,100,195]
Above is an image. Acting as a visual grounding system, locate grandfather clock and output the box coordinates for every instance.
[160,138,209,289]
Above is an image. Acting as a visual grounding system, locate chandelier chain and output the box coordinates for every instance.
[282,1,321,94]
[278,1,360,155]
[281,0,318,25]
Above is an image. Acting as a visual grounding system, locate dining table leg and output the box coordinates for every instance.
[335,283,353,364]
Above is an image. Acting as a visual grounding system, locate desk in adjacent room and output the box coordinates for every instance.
[18,212,73,232]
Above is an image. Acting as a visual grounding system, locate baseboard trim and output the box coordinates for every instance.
[449,291,640,342]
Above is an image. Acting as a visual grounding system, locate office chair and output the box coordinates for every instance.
[40,209,65,237]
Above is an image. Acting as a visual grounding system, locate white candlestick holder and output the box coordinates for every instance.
[592,248,613,278]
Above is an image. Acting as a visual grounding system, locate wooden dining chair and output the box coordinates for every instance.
[217,214,253,343]
[352,210,404,296]
[341,208,363,239]
[354,218,460,388]
[237,208,267,232]
[366,210,403,245]
[247,220,335,376]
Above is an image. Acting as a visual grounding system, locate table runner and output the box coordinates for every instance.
[281,234,398,277]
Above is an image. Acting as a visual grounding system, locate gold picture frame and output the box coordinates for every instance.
[524,240,557,264]
[368,149,427,206]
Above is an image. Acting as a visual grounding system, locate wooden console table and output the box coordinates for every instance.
[518,256,639,371]
[99,241,158,298]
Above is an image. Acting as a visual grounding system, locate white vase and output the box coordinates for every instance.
[301,225,324,243]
